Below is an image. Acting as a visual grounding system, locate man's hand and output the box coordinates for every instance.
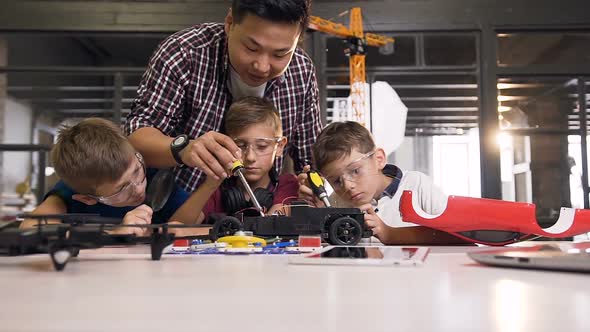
[111,204,153,236]
[297,165,325,207]
[179,131,242,180]
[359,204,388,242]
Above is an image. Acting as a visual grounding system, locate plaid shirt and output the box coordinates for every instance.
[125,23,322,192]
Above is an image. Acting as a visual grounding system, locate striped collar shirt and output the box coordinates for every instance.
[125,23,322,191]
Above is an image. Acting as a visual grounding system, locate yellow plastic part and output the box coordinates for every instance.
[309,171,324,188]
[230,160,244,173]
[217,235,267,248]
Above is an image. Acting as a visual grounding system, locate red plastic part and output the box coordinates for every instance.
[173,239,190,247]
[299,235,322,247]
[399,190,590,246]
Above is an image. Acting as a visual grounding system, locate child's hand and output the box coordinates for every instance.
[362,206,387,242]
[297,165,325,207]
[113,204,153,236]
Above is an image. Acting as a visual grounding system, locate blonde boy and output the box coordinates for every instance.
[20,118,196,236]
[181,97,299,223]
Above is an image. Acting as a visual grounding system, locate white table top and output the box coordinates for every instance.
[1,244,589,332]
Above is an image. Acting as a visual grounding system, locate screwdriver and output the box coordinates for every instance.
[230,160,265,216]
[306,170,332,207]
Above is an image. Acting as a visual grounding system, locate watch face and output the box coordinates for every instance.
[174,136,186,146]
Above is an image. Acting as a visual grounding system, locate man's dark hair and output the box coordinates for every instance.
[232,0,311,32]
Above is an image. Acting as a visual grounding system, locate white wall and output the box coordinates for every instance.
[390,136,415,171]
[2,97,32,193]
[432,129,481,197]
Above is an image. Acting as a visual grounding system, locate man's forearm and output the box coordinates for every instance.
[128,127,177,168]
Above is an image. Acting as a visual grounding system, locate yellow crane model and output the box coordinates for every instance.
[309,7,394,125]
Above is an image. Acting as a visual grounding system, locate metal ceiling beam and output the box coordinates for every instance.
[406,123,476,128]
[2,0,590,32]
[409,111,478,117]
[7,86,138,91]
[408,107,478,112]
[497,65,590,76]
[0,65,145,74]
[407,116,478,121]
[56,109,131,114]
[23,98,134,103]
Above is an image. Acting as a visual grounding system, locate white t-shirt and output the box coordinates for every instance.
[227,66,267,99]
[376,170,447,228]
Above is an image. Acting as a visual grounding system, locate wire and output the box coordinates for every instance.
[276,195,301,216]
[234,206,265,216]
[281,195,299,206]
[286,202,314,209]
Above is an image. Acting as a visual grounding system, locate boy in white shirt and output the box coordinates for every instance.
[299,121,467,245]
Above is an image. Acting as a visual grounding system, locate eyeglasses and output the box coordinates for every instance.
[325,151,376,191]
[88,152,146,206]
[233,137,283,156]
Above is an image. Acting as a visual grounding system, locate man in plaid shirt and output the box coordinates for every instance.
[125,0,322,192]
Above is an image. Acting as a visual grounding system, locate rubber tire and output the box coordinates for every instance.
[210,216,242,241]
[328,216,363,245]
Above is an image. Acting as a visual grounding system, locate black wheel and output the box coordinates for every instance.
[209,216,242,241]
[328,216,362,245]
[50,248,71,271]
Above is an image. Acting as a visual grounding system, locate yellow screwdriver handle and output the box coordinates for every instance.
[230,160,244,174]
[307,170,331,207]
[308,171,324,189]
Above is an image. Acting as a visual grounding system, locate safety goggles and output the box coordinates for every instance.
[325,151,376,191]
[87,152,146,206]
[233,137,284,156]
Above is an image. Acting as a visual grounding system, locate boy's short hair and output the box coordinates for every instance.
[51,118,135,194]
[232,0,311,33]
[225,97,283,137]
[312,121,376,170]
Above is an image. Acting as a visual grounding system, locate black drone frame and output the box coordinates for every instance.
[0,214,210,271]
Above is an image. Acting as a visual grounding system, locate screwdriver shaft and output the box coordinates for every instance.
[235,168,265,216]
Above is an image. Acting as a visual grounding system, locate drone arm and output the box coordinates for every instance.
[19,195,67,229]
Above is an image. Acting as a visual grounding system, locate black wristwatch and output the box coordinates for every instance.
[170,134,189,165]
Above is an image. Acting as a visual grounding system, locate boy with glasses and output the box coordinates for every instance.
[299,121,466,245]
[20,118,196,236]
[182,96,299,223]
